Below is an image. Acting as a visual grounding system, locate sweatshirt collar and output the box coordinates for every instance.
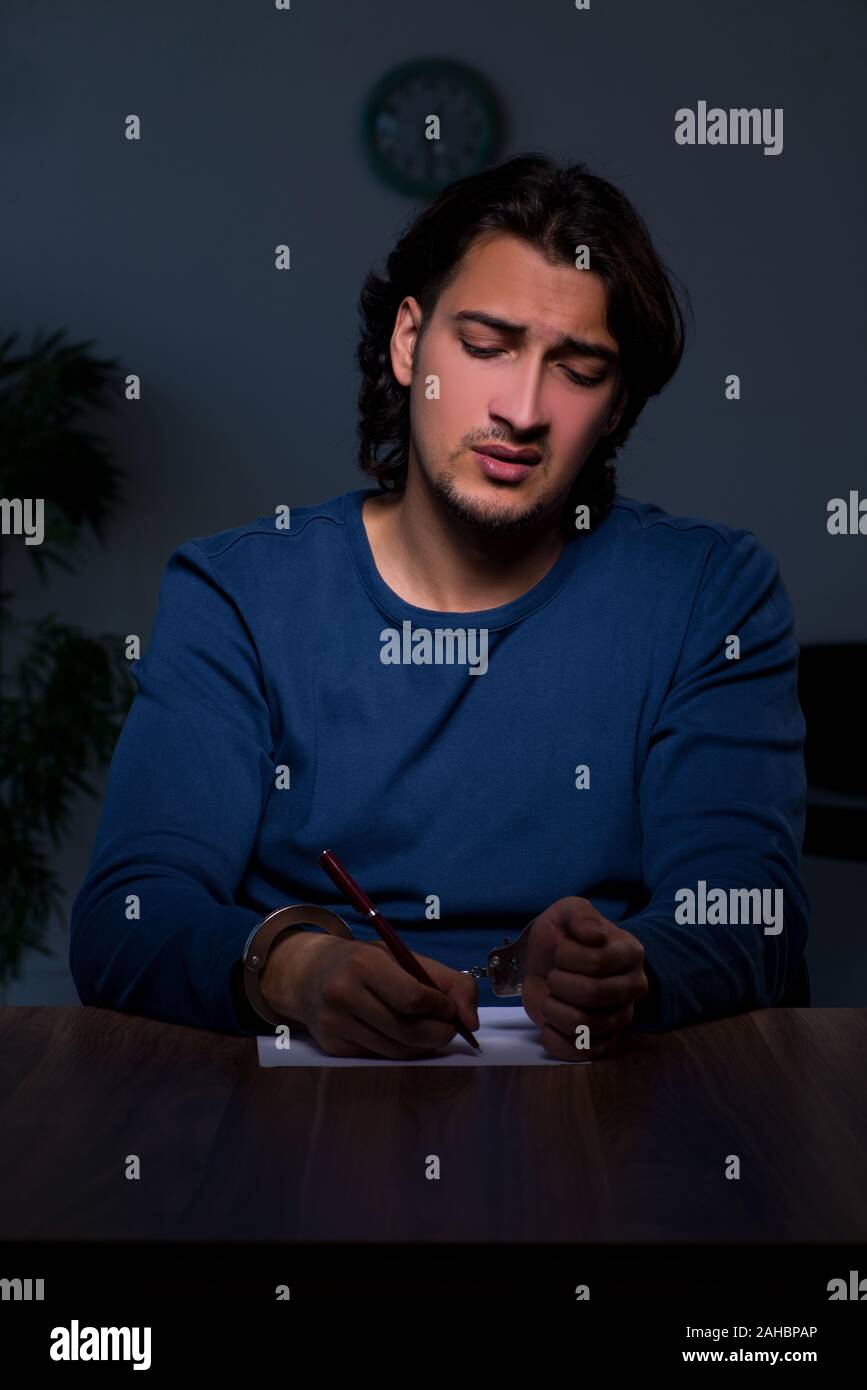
[343,487,584,630]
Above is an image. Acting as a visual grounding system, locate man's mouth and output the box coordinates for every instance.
[471,446,541,483]
[473,444,542,463]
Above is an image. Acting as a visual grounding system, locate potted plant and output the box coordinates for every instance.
[0,328,135,999]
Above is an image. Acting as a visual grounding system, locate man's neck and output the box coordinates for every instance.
[361,472,566,613]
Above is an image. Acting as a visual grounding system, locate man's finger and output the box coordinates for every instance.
[364,953,457,1021]
[547,966,639,1011]
[334,994,455,1057]
[442,973,481,1031]
[541,990,635,1040]
[417,956,481,1031]
[554,934,638,977]
[548,897,610,945]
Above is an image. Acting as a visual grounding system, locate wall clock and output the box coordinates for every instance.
[361,58,504,197]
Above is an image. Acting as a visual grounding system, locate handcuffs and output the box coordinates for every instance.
[461,918,537,995]
[242,903,537,1026]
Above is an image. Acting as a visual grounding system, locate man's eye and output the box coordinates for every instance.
[460,341,500,358]
[459,339,604,387]
[562,368,606,387]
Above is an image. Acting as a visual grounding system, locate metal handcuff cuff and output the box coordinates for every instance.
[242,903,538,1025]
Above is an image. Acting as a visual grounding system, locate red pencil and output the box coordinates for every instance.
[319,848,482,1053]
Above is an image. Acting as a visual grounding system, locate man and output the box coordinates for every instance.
[70,153,809,1061]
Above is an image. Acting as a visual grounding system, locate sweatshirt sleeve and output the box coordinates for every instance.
[626,530,809,1033]
[70,540,275,1036]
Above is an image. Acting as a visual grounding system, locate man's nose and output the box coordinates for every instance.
[489,362,548,436]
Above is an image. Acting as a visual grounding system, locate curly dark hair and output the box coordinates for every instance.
[355,151,690,534]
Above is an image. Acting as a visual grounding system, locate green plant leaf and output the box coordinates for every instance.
[0,327,130,987]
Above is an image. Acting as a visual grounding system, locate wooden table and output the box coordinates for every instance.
[1,1005,865,1243]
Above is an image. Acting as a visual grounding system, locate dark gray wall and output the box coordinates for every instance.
[3,0,865,1003]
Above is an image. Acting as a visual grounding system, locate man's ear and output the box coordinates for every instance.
[390,296,423,388]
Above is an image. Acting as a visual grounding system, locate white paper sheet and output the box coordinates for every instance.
[256,1005,592,1066]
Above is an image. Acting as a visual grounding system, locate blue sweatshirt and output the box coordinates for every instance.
[69,486,809,1036]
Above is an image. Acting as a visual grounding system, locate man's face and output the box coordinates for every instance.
[390,231,627,533]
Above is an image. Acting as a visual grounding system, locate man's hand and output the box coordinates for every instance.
[262,931,481,1059]
[522,897,649,1060]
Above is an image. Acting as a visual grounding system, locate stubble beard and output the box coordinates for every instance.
[426,462,564,535]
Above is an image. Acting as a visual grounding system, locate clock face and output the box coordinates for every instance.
[362,59,503,197]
